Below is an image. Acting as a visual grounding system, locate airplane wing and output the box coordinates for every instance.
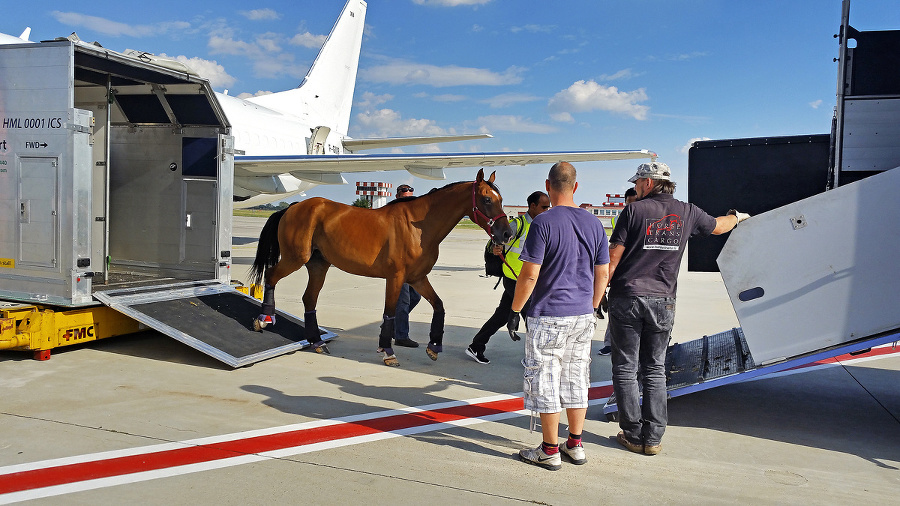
[343,134,492,151]
[234,149,657,183]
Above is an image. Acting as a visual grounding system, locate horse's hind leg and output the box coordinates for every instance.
[254,257,305,331]
[410,277,445,361]
[302,251,331,354]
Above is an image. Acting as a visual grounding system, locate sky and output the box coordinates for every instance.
[5,0,899,206]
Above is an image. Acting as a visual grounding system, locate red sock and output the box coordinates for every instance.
[566,433,582,449]
[541,442,559,455]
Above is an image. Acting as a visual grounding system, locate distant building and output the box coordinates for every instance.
[580,194,629,228]
[501,194,627,228]
[355,182,392,208]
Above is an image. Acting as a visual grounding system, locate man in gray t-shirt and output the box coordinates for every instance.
[608,161,749,456]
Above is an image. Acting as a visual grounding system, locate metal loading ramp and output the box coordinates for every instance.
[94,281,336,367]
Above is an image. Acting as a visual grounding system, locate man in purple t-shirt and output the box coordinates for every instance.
[607,161,749,456]
[507,161,610,470]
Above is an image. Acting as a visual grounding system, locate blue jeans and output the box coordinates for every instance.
[394,284,421,340]
[609,295,675,446]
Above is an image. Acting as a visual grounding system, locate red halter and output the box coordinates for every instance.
[471,180,506,239]
[471,180,519,279]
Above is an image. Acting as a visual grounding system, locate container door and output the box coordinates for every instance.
[182,179,217,266]
[18,157,58,268]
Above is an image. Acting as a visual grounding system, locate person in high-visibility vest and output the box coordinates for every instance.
[465,191,550,365]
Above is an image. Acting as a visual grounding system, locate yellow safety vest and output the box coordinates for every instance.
[502,215,531,279]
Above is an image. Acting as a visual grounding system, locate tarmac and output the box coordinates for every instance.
[1,216,898,504]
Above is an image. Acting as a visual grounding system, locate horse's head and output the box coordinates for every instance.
[471,169,512,245]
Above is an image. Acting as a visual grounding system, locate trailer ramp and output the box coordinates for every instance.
[94,280,335,367]
[602,328,899,420]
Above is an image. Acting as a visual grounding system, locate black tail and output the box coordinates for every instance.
[249,206,292,287]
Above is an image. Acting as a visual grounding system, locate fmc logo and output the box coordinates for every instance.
[60,325,95,342]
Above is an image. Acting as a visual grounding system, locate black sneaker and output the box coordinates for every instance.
[598,346,611,356]
[465,346,490,364]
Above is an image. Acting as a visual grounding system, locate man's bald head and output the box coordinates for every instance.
[548,161,576,192]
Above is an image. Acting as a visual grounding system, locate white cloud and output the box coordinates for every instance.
[510,24,555,34]
[158,54,236,88]
[548,80,650,121]
[413,0,492,6]
[51,11,189,37]
[255,33,281,53]
[432,94,467,102]
[236,90,274,99]
[290,31,327,49]
[477,115,557,134]
[356,91,394,109]
[809,99,823,109]
[679,137,711,154]
[208,33,306,80]
[668,51,708,61]
[360,61,523,87]
[240,9,280,21]
[354,109,448,137]
[599,68,638,81]
[481,93,541,109]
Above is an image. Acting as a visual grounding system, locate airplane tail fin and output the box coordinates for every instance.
[246,0,366,136]
[19,28,31,41]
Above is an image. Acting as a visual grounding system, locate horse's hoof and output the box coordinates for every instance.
[253,314,275,332]
[383,354,400,367]
[426,343,442,361]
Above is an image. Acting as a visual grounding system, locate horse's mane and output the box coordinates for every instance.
[383,179,500,207]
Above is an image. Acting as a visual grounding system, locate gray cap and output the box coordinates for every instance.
[628,162,672,183]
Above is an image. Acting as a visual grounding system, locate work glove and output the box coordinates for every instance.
[727,209,751,225]
[507,310,521,341]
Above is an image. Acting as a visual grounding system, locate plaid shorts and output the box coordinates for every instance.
[522,313,595,413]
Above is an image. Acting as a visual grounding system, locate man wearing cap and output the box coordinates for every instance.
[393,184,422,348]
[607,161,749,456]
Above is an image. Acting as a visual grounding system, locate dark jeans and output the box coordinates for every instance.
[609,295,675,446]
[469,276,529,353]
[394,284,421,340]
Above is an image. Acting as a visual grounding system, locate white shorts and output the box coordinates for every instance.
[522,314,595,413]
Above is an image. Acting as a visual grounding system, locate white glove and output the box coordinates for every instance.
[727,209,751,224]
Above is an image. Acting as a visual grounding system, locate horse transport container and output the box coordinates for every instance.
[0,38,331,366]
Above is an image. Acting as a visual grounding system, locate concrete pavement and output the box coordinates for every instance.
[1,216,898,504]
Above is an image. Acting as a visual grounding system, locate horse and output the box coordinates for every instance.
[248,169,511,366]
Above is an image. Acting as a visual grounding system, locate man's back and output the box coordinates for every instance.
[520,206,608,317]
[609,193,715,298]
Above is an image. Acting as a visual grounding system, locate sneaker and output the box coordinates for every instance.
[616,431,644,454]
[644,443,662,456]
[465,346,490,364]
[560,442,587,465]
[598,346,611,356]
[394,337,419,348]
[518,444,561,471]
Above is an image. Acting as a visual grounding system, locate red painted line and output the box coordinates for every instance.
[0,385,614,496]
[787,344,899,371]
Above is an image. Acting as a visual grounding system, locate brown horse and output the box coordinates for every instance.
[249,169,511,366]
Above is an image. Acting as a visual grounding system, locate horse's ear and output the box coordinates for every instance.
[476,168,485,182]
[488,171,496,183]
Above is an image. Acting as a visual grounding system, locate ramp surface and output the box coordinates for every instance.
[94,280,335,367]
